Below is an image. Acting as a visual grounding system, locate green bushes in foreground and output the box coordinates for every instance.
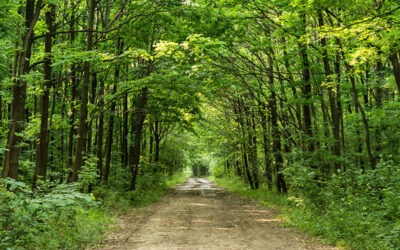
[96,171,188,212]
[212,161,400,250]
[0,171,187,250]
[285,162,400,250]
[0,178,110,250]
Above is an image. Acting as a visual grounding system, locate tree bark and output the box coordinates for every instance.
[66,1,78,181]
[318,11,341,172]
[102,38,122,184]
[268,55,287,193]
[3,0,42,179]
[259,104,272,190]
[247,104,259,189]
[122,92,129,167]
[102,83,117,185]
[70,0,96,182]
[299,41,314,153]
[96,79,105,181]
[389,50,400,96]
[154,119,160,164]
[33,3,56,185]
[129,87,149,190]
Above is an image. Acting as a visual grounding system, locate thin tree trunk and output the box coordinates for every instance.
[154,119,160,163]
[299,10,314,154]
[335,39,377,170]
[102,83,117,185]
[66,64,77,180]
[96,79,105,181]
[247,105,259,189]
[149,122,154,162]
[259,104,272,190]
[70,0,96,182]
[122,92,128,167]
[3,0,42,179]
[389,50,400,96]
[66,1,77,181]
[268,55,287,193]
[318,12,341,172]
[102,37,122,184]
[238,98,255,189]
[33,3,56,185]
[282,38,302,131]
[299,43,314,154]
[87,72,97,155]
[129,87,148,190]
[350,75,376,169]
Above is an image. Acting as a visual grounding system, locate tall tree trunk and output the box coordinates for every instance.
[350,75,376,169]
[237,98,256,189]
[299,10,314,154]
[96,79,105,181]
[87,72,97,155]
[247,104,259,189]
[122,92,128,167]
[149,122,154,162]
[259,104,272,190]
[242,148,254,188]
[282,38,302,131]
[129,87,148,190]
[335,40,377,170]
[102,83,117,185]
[299,41,314,153]
[102,38,122,184]
[3,0,42,179]
[33,3,56,185]
[334,51,345,155]
[70,0,96,182]
[318,11,341,172]
[268,55,287,193]
[66,1,77,181]
[154,119,160,164]
[66,65,77,180]
[389,50,400,96]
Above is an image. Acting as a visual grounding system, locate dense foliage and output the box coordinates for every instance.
[0,0,399,249]
[0,178,107,249]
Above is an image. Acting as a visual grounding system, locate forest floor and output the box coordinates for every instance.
[94,178,339,250]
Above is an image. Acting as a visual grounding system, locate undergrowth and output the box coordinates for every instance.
[210,175,287,209]
[0,178,110,250]
[0,171,187,249]
[212,162,400,250]
[96,171,188,213]
[284,161,400,250]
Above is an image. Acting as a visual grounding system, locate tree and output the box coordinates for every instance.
[33,3,56,185]
[70,0,96,183]
[3,0,42,179]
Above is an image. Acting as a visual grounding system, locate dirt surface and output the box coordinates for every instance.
[95,178,338,250]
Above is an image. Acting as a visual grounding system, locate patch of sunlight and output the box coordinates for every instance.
[254,218,282,223]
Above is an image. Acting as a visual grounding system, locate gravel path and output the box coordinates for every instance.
[94,178,338,250]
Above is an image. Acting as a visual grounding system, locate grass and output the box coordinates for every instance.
[211,173,400,250]
[210,175,287,209]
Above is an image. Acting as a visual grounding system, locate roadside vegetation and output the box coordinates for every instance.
[212,166,400,250]
[0,171,187,249]
[1,0,400,249]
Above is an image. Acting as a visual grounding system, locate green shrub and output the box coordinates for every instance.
[213,162,400,249]
[285,161,400,250]
[0,178,111,250]
[212,175,287,208]
[96,169,188,212]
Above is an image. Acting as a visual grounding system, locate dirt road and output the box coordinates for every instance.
[96,178,338,250]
